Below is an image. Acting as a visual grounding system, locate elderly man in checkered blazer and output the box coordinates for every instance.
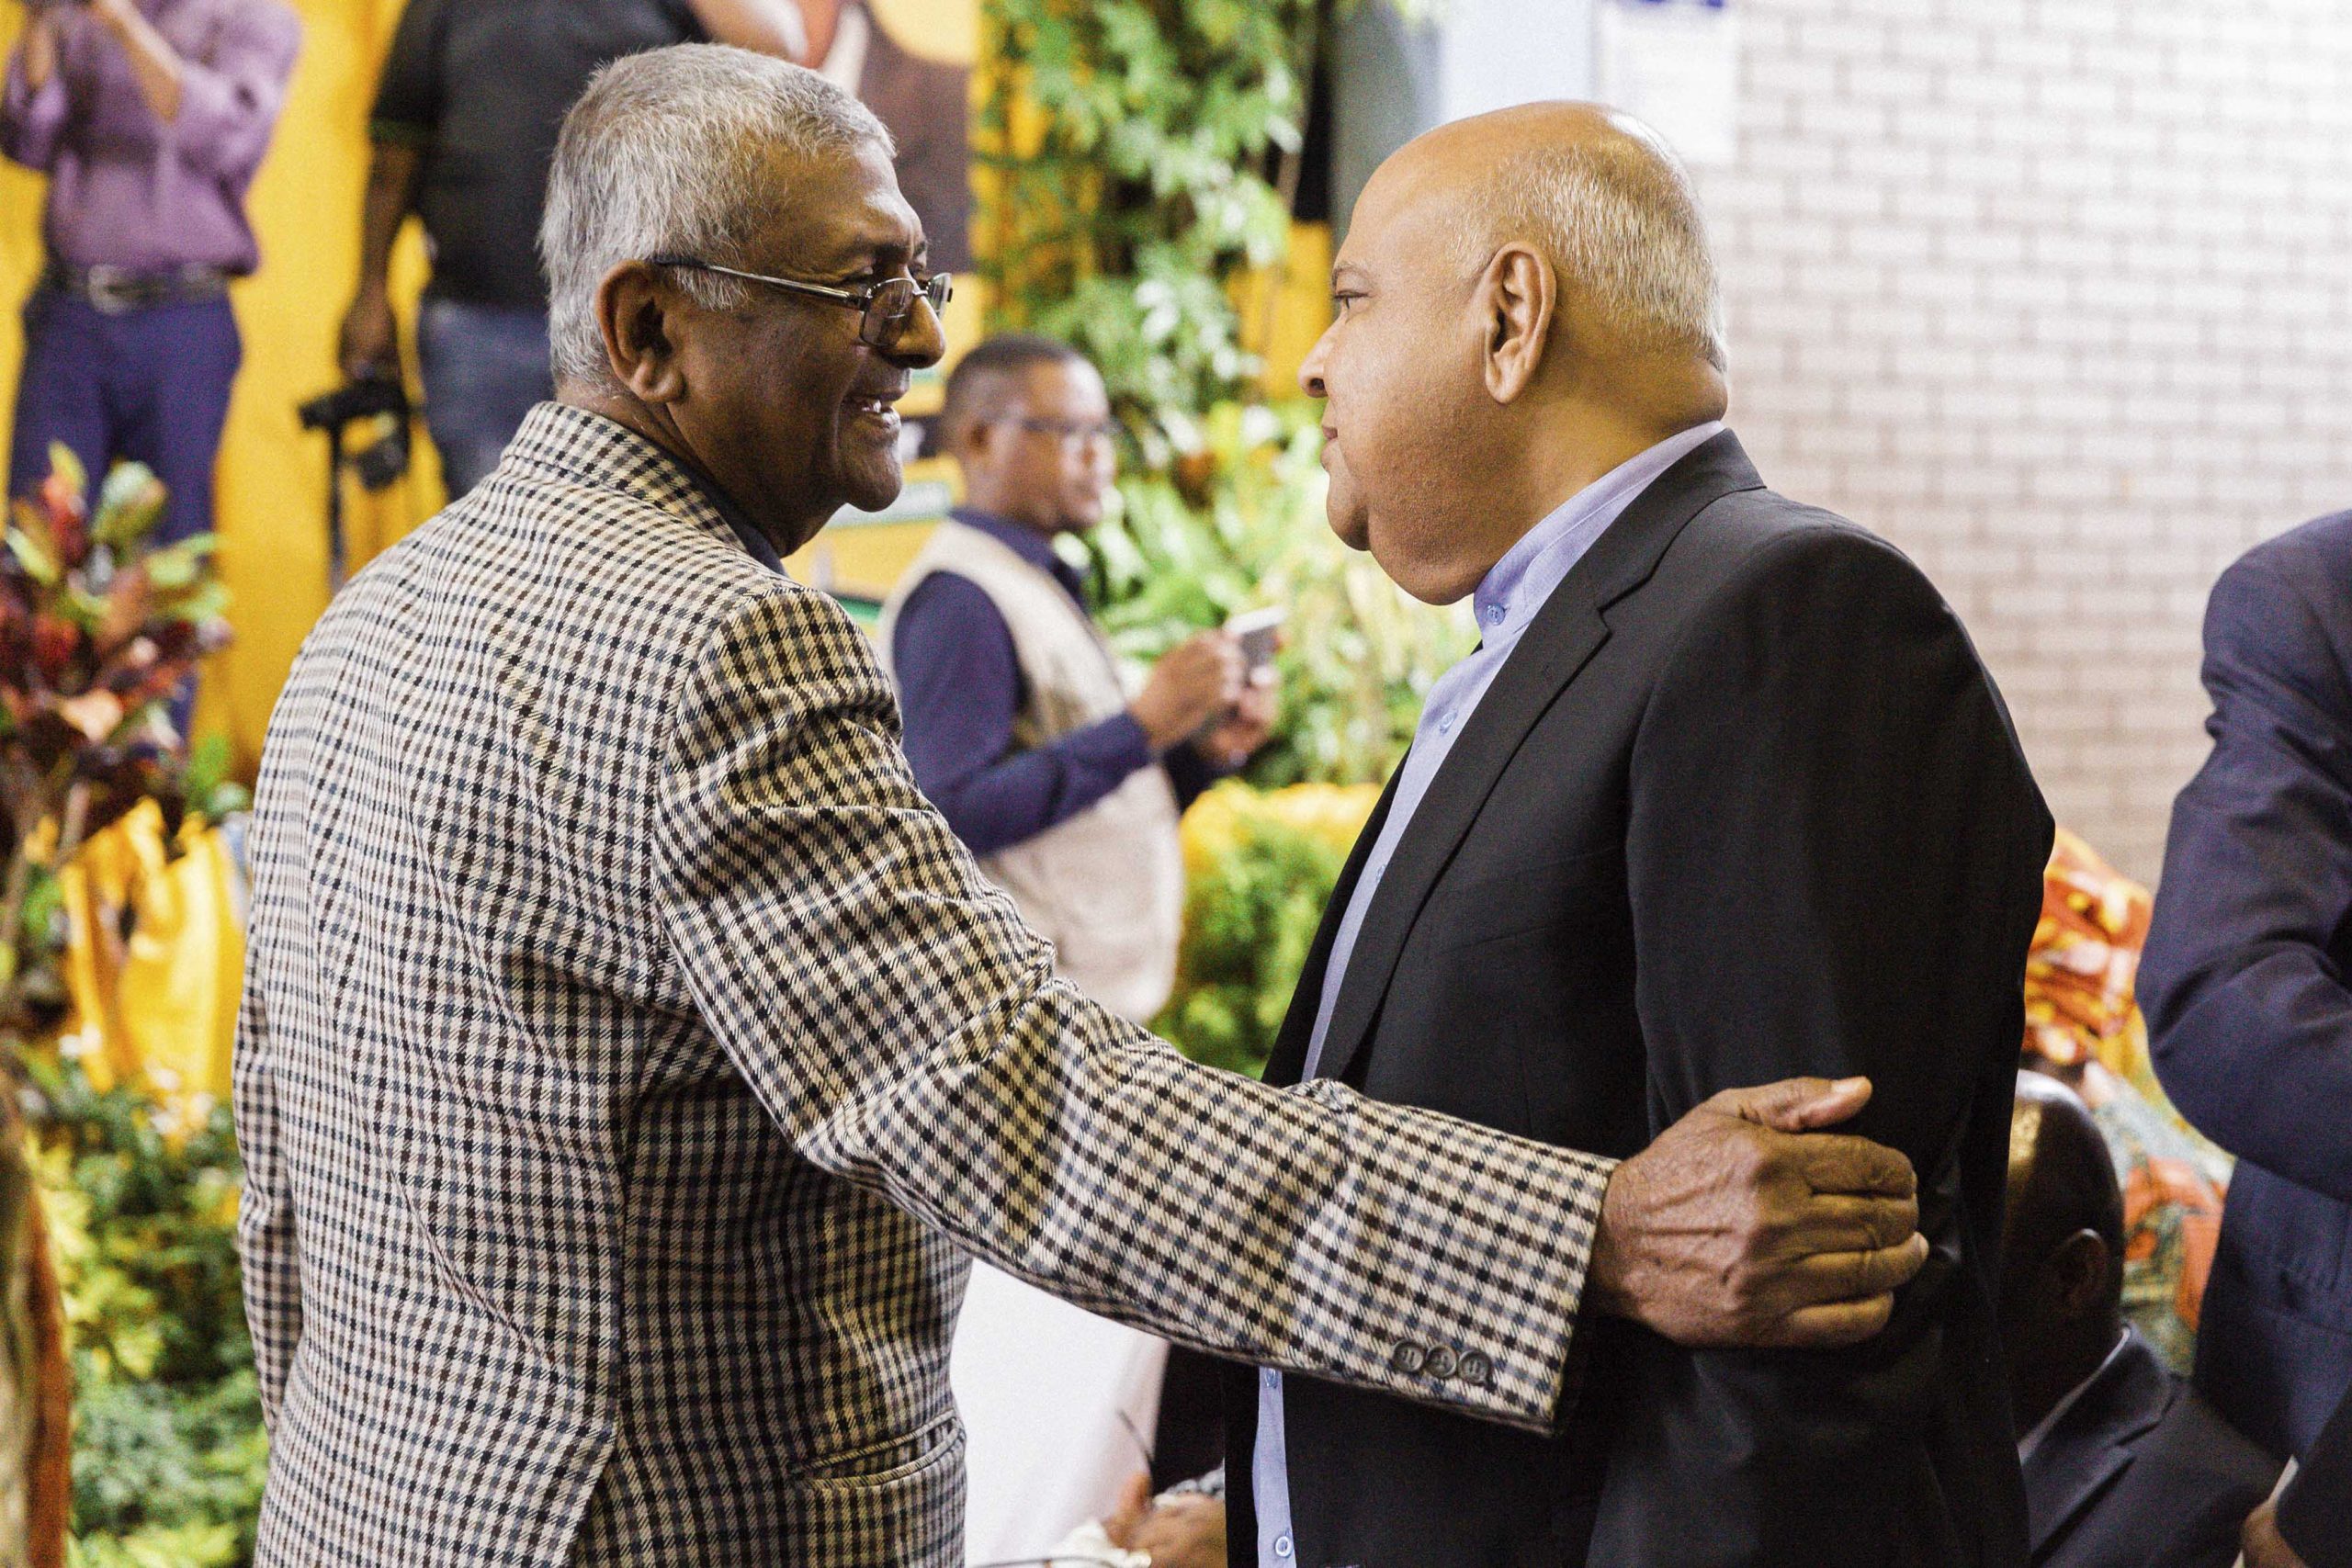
[234,45,1931,1567]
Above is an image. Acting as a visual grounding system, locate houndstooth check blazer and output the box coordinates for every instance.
[234,403,1614,1566]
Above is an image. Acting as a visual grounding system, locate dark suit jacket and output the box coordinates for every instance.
[1222,432,2053,1568]
[2279,1382,2352,1568]
[2023,1329,2279,1568]
[2141,512,2352,1461]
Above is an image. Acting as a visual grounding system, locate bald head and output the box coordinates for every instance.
[2007,1072,2124,1274]
[1298,100,1731,604]
[1374,103,1725,373]
[2000,1072,2129,1434]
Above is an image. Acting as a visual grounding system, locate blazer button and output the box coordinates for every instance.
[1391,1342,1426,1375]
[1459,1350,1494,1388]
[1422,1345,1457,1379]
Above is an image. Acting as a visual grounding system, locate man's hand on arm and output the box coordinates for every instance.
[1586,1077,1928,1349]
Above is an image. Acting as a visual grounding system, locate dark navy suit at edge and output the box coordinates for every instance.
[2141,510,2352,1462]
[2020,1327,2279,1568]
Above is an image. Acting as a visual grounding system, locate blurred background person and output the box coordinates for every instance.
[2001,1075,2278,1568]
[884,333,1272,1564]
[884,332,1272,1025]
[2140,509,2352,1468]
[785,0,970,270]
[336,0,802,497]
[2,0,299,544]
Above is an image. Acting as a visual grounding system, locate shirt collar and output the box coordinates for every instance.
[503,402,787,571]
[2018,1325,2135,1463]
[953,508,1091,601]
[1469,420,1726,645]
[707,488,786,574]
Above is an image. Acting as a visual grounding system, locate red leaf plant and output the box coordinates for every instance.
[0,445,235,1028]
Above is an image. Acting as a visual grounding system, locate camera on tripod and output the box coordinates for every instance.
[298,373,413,589]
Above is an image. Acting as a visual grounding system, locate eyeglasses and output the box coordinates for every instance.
[645,254,952,347]
[1001,416,1119,453]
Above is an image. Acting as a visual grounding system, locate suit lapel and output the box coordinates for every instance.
[2024,1332,2175,1555]
[1262,770,1402,1089]
[1310,432,1765,1088]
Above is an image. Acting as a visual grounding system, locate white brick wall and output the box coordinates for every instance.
[1691,0,2352,883]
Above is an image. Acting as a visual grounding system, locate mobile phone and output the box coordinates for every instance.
[1225,606,1286,670]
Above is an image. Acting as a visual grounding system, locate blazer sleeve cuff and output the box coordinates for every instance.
[1269,1082,1617,1434]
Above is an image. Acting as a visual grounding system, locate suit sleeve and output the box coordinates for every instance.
[2141,551,2352,1202]
[2280,1383,2352,1568]
[1611,525,2049,1562]
[232,968,301,1428]
[652,583,1617,1431]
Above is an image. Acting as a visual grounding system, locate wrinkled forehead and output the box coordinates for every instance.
[754,141,927,273]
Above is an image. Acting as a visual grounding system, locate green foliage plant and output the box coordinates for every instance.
[977,0,1322,459]
[1153,782,1379,1077]
[0,450,254,1566]
[28,1056,260,1568]
[1086,402,1469,787]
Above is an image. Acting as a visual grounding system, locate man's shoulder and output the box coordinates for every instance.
[2216,509,2352,622]
[312,467,816,685]
[1662,485,1945,624]
[2129,1381,2284,1503]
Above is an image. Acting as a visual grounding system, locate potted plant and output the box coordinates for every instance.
[0,449,233,1568]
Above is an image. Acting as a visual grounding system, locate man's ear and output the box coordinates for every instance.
[950,413,1000,476]
[1480,243,1557,405]
[595,260,690,407]
[2047,1229,2113,1319]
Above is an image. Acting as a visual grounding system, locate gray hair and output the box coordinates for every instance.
[540,44,892,389]
[1452,119,1726,372]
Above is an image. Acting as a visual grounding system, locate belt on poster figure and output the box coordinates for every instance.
[41,261,234,315]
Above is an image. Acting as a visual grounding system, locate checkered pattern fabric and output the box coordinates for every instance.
[235,402,1614,1565]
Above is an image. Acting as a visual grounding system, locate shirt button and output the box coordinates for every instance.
[1274,1532,1295,1558]
[1485,603,1506,626]
[1438,712,1455,733]
[1262,1368,1280,1389]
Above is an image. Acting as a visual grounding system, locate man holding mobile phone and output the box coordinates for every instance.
[883,333,1274,1025]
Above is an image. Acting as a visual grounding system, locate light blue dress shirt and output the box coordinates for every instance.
[1251,420,1724,1566]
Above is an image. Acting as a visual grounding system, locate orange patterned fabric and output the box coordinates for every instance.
[2024,827,2154,1081]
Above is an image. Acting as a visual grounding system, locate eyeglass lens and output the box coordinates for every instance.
[860,275,954,346]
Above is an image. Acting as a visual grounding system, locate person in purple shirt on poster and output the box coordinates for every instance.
[1,0,299,551]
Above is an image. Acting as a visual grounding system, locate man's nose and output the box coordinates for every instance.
[1298,329,1332,399]
[887,294,947,369]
